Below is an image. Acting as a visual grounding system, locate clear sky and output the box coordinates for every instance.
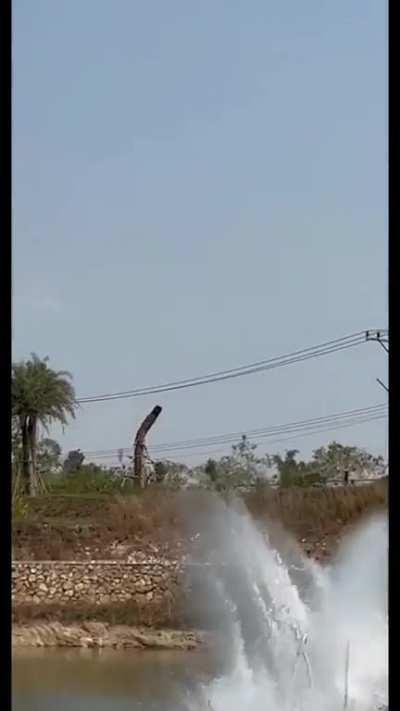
[12,0,388,465]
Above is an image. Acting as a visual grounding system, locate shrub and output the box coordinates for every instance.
[48,466,136,495]
[12,494,30,522]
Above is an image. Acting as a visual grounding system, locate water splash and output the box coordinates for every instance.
[186,500,387,711]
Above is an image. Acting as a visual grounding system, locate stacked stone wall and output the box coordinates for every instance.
[12,560,182,606]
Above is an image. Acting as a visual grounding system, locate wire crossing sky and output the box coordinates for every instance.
[76,331,376,403]
[79,402,387,461]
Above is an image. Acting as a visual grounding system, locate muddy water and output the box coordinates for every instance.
[12,647,223,710]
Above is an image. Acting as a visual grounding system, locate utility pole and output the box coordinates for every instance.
[365,330,389,393]
[365,329,389,353]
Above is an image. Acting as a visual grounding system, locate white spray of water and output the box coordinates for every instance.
[186,500,387,711]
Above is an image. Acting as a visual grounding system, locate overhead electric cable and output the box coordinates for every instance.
[84,413,387,461]
[76,331,373,403]
[77,402,387,459]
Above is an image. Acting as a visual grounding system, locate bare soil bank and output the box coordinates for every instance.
[12,621,209,650]
[13,482,387,563]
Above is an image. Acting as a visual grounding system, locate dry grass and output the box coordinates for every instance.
[12,599,190,629]
[244,480,387,537]
[106,490,184,540]
[13,481,387,561]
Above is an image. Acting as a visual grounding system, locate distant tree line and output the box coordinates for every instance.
[12,354,386,497]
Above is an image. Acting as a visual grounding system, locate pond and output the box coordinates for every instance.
[12,647,223,711]
[13,513,388,711]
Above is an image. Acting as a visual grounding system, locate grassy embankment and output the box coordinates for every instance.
[13,480,387,628]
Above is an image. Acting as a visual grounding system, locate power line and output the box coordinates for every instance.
[76,331,377,404]
[77,334,366,402]
[153,413,387,455]
[85,413,387,462]
[78,403,387,460]
[186,415,387,462]
[151,405,387,453]
[81,403,386,456]
[365,329,389,346]
[366,330,389,392]
[376,378,389,394]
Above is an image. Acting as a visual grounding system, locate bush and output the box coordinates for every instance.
[48,465,136,495]
[12,494,30,522]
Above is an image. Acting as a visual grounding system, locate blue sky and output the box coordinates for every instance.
[12,0,388,464]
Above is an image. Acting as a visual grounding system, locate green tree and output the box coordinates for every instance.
[205,458,218,484]
[63,449,85,474]
[273,449,320,487]
[232,435,258,466]
[37,438,62,476]
[12,354,76,495]
[274,449,300,487]
[158,460,191,488]
[311,441,385,484]
[154,460,168,483]
[12,416,22,468]
[203,436,272,491]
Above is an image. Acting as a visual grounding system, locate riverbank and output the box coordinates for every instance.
[13,482,387,562]
[12,484,387,646]
[12,621,209,650]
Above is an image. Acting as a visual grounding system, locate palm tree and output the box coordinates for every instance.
[12,354,77,495]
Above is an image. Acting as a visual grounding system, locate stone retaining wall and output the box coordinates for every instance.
[12,560,183,607]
